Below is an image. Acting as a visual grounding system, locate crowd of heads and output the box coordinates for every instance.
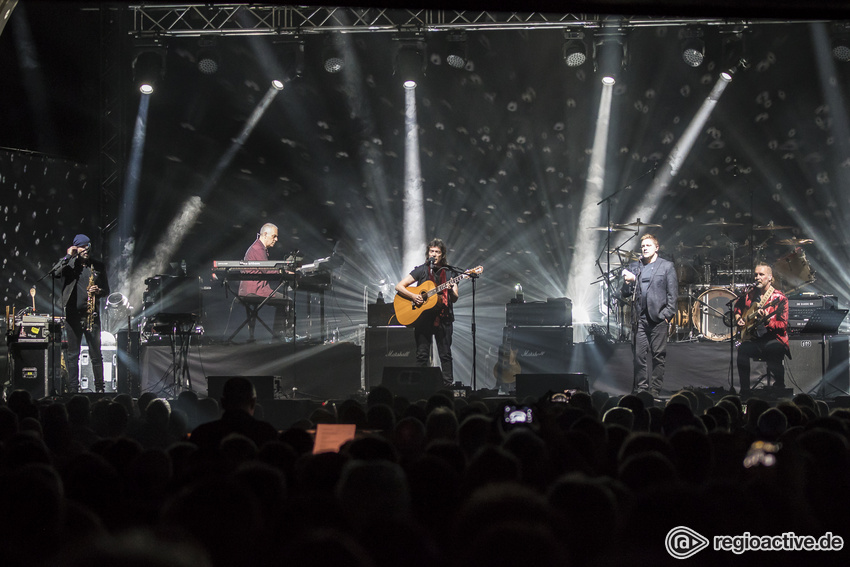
[1,380,849,567]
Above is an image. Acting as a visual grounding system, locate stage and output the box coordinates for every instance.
[136,333,850,401]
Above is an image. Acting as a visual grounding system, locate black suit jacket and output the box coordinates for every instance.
[621,256,678,324]
[59,256,110,313]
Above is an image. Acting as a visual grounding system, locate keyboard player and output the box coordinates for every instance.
[239,223,292,339]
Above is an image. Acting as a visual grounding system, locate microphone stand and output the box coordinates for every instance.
[443,264,478,389]
[724,285,753,394]
[41,256,71,396]
[597,162,658,339]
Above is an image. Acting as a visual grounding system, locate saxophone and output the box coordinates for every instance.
[86,269,97,332]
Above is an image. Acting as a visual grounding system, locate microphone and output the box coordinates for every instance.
[428,257,435,267]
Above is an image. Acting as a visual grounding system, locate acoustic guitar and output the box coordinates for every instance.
[739,297,784,342]
[493,342,521,384]
[393,266,483,326]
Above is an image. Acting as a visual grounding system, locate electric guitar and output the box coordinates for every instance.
[393,265,483,326]
[739,297,784,342]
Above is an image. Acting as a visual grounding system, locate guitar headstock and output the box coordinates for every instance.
[466,266,484,275]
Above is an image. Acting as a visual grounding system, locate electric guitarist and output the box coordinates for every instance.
[733,262,790,396]
[395,238,459,387]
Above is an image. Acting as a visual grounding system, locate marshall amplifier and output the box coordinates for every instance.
[367,302,398,327]
[365,327,419,390]
[506,297,572,327]
[503,326,573,375]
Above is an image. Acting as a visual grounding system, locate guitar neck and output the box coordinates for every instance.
[426,273,468,298]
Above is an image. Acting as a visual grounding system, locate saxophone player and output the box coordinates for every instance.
[57,234,110,393]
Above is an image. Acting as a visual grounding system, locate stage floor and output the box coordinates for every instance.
[137,334,850,400]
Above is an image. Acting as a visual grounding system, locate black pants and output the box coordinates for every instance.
[633,317,668,396]
[414,320,453,385]
[65,310,104,392]
[737,337,786,391]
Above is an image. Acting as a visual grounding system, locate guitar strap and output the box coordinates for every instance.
[432,267,448,327]
[758,285,774,309]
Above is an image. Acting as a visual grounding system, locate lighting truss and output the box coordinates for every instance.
[128,5,831,38]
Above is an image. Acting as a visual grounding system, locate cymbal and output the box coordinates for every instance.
[777,238,814,246]
[589,225,629,232]
[607,249,639,260]
[616,221,662,228]
[703,220,742,226]
[754,222,794,230]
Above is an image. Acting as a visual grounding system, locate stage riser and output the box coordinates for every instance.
[139,342,361,400]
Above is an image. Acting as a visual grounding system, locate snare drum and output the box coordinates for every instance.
[692,287,735,341]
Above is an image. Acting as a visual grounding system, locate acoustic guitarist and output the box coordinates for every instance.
[733,262,789,396]
[395,238,458,387]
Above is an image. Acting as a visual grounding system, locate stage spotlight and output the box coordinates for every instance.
[562,31,588,67]
[595,33,627,84]
[680,28,705,67]
[446,32,468,69]
[394,36,426,88]
[271,79,284,90]
[322,34,345,74]
[721,26,748,75]
[132,42,166,94]
[196,37,220,75]
[832,23,850,62]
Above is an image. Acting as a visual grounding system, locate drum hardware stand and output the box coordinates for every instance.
[596,162,657,340]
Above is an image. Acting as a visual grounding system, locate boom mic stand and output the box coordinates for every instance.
[443,263,479,389]
[597,162,658,339]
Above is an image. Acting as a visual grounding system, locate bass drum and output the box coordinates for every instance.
[692,287,735,341]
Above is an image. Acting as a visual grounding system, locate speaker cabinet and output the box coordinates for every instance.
[365,327,418,389]
[504,326,573,375]
[116,331,141,396]
[786,334,850,397]
[506,297,572,327]
[381,366,443,400]
[9,342,50,399]
[207,375,276,401]
[516,373,589,401]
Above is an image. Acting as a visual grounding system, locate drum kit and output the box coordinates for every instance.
[594,219,816,343]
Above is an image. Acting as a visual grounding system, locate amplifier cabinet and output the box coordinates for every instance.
[367,303,398,327]
[116,331,141,396]
[506,297,572,327]
[785,334,850,397]
[9,342,50,399]
[365,327,419,390]
[503,326,573,375]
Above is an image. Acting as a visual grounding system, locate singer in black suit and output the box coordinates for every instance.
[395,238,458,387]
[621,234,678,397]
